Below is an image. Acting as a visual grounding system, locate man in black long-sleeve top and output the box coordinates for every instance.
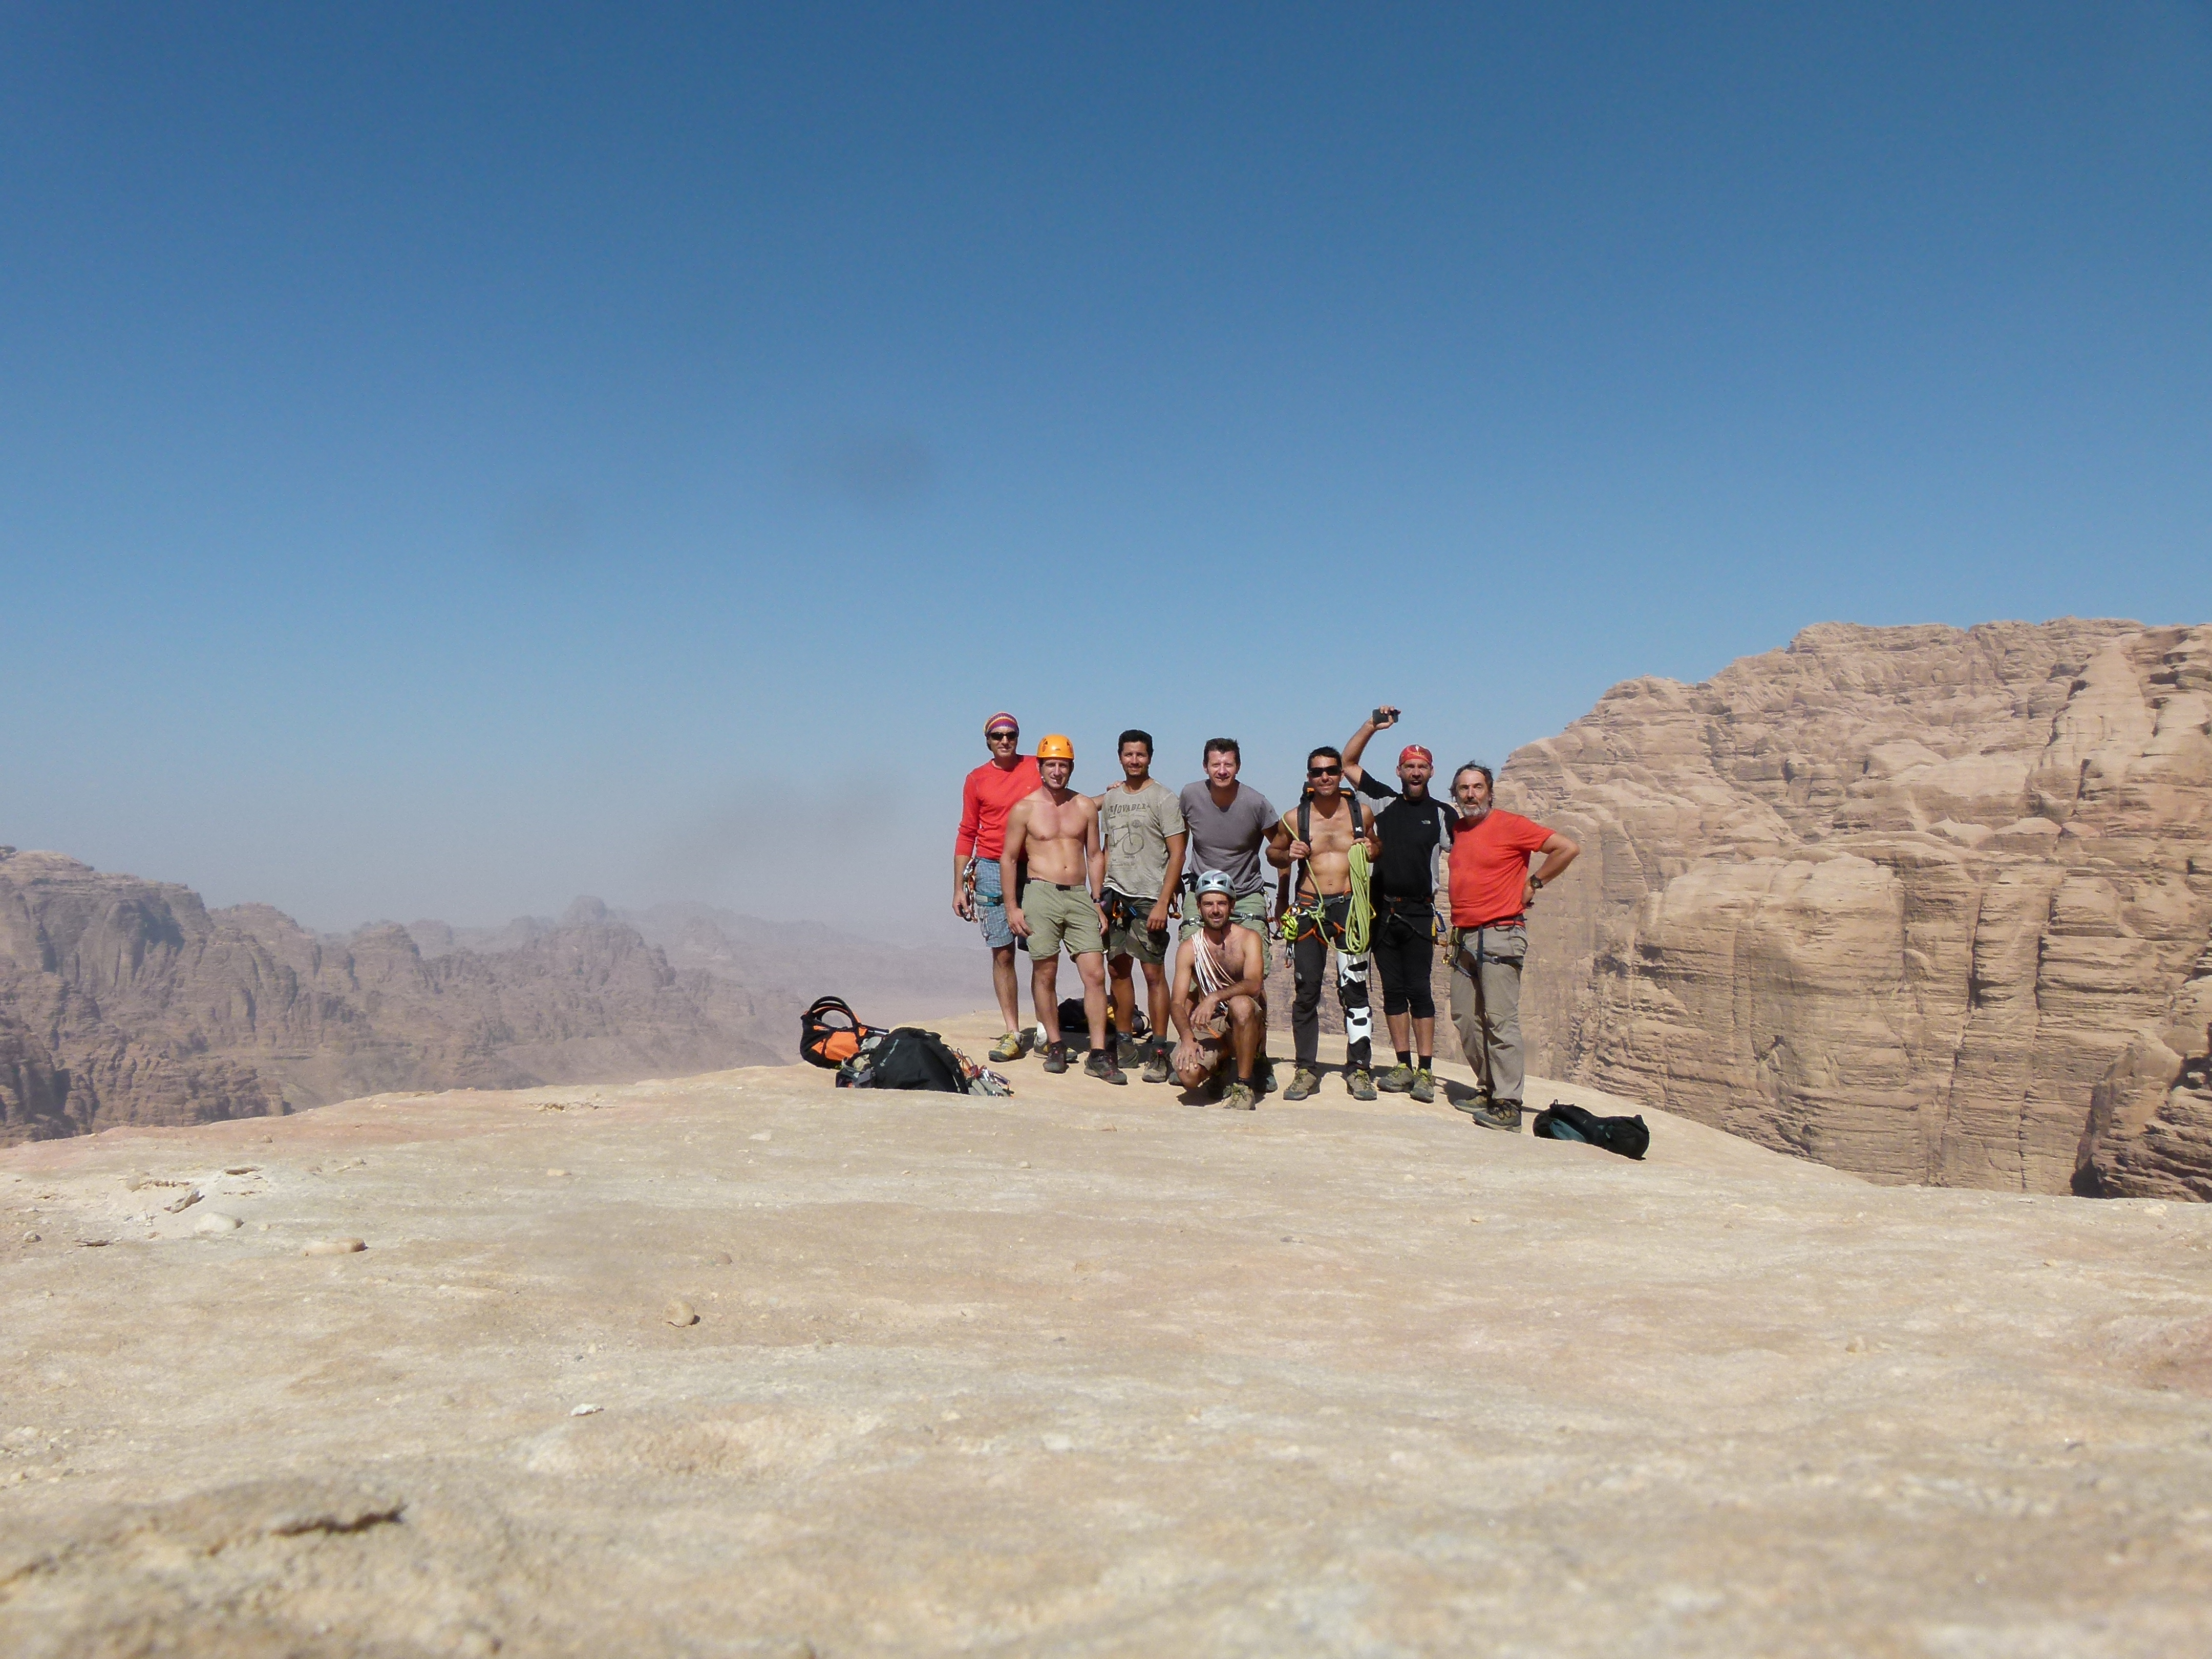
[1341,706,1456,1103]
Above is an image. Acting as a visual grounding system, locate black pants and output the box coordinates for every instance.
[1290,894,1372,1070]
[1371,902,1436,1020]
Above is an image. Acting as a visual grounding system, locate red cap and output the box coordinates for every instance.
[984,711,1019,734]
[1399,744,1434,767]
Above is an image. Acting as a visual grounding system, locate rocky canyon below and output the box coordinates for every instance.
[0,853,971,1146]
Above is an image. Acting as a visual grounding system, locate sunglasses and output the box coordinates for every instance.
[988,728,1019,739]
[1308,766,1341,777]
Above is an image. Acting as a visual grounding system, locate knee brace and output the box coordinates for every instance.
[1337,951,1373,1045]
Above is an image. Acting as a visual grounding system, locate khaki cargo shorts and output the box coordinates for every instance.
[1103,890,1171,965]
[1021,881,1104,959]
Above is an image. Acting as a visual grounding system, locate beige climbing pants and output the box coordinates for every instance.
[1449,924,1526,1105]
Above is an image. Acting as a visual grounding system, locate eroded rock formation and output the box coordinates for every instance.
[0,855,786,1143]
[1507,620,2212,1199]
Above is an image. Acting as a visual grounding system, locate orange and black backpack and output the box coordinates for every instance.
[800,995,883,1069]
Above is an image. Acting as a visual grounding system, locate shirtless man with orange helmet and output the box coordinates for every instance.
[1002,734,1126,1085]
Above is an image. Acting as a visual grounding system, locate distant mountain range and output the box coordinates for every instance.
[0,850,976,1143]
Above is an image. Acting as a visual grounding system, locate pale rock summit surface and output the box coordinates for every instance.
[1506,619,2212,1199]
[3,1016,2207,1654]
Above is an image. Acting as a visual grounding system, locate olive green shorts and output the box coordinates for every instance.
[1021,881,1104,959]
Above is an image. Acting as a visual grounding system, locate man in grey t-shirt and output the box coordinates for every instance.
[1177,738,1280,1095]
[1097,729,1187,1081]
[1178,738,1280,915]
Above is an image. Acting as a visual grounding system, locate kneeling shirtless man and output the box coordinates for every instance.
[1167,870,1268,1110]
[1004,734,1125,1085]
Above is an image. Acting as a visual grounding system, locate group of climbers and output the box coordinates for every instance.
[951,709,1579,1129]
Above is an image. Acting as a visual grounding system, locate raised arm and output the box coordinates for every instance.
[1341,705,1398,790]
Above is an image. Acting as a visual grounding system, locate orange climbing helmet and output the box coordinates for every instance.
[1036,733,1075,761]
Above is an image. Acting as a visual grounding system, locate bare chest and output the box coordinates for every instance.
[1302,802,1361,853]
[1027,793,1092,843]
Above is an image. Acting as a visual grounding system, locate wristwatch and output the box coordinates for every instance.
[1528,875,1544,891]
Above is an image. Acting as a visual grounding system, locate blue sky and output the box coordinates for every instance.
[3,3,2207,941]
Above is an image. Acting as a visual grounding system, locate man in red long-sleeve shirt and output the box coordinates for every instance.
[954,712,1042,1063]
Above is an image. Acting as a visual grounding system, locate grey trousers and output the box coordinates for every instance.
[1449,924,1527,1104]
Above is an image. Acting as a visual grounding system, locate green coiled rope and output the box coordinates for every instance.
[1345,841,1373,955]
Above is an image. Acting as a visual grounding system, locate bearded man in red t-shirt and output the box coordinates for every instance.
[1444,762,1580,1133]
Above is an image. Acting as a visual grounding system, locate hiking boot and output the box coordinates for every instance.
[1471,1099,1522,1133]
[1141,1043,1174,1085]
[1283,1068,1321,1102]
[1221,1080,1258,1111]
[988,1032,1025,1065]
[1373,1064,1417,1094]
[1084,1050,1128,1087]
[1115,1033,1142,1071]
[1348,1068,1377,1102]
[1409,1068,1435,1104]
[1041,1042,1069,1075]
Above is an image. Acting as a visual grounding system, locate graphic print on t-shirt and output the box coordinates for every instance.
[1098,779,1186,900]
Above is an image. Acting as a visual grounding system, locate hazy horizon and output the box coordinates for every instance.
[5,5,2207,943]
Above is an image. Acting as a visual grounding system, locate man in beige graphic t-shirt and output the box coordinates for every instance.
[1096,729,1187,1083]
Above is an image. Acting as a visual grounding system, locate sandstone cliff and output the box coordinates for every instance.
[0,856,790,1143]
[1505,619,2212,1199]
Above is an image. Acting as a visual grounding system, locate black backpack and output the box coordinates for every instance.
[1056,996,1147,1042]
[1532,1100,1650,1161]
[837,1027,970,1093]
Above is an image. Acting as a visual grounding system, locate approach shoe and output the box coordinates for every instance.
[1373,1064,1417,1094]
[1409,1068,1436,1104]
[1221,1080,1258,1111]
[1041,1042,1069,1075]
[1084,1050,1128,1087]
[1256,1060,1279,1096]
[988,1032,1026,1065]
[1282,1068,1321,1102]
[1141,1043,1174,1085]
[1348,1068,1377,1102]
[1471,1099,1523,1133]
[1115,1033,1143,1071]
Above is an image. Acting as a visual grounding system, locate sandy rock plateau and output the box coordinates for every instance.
[1507,620,2212,1200]
[4,1014,2209,1655]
